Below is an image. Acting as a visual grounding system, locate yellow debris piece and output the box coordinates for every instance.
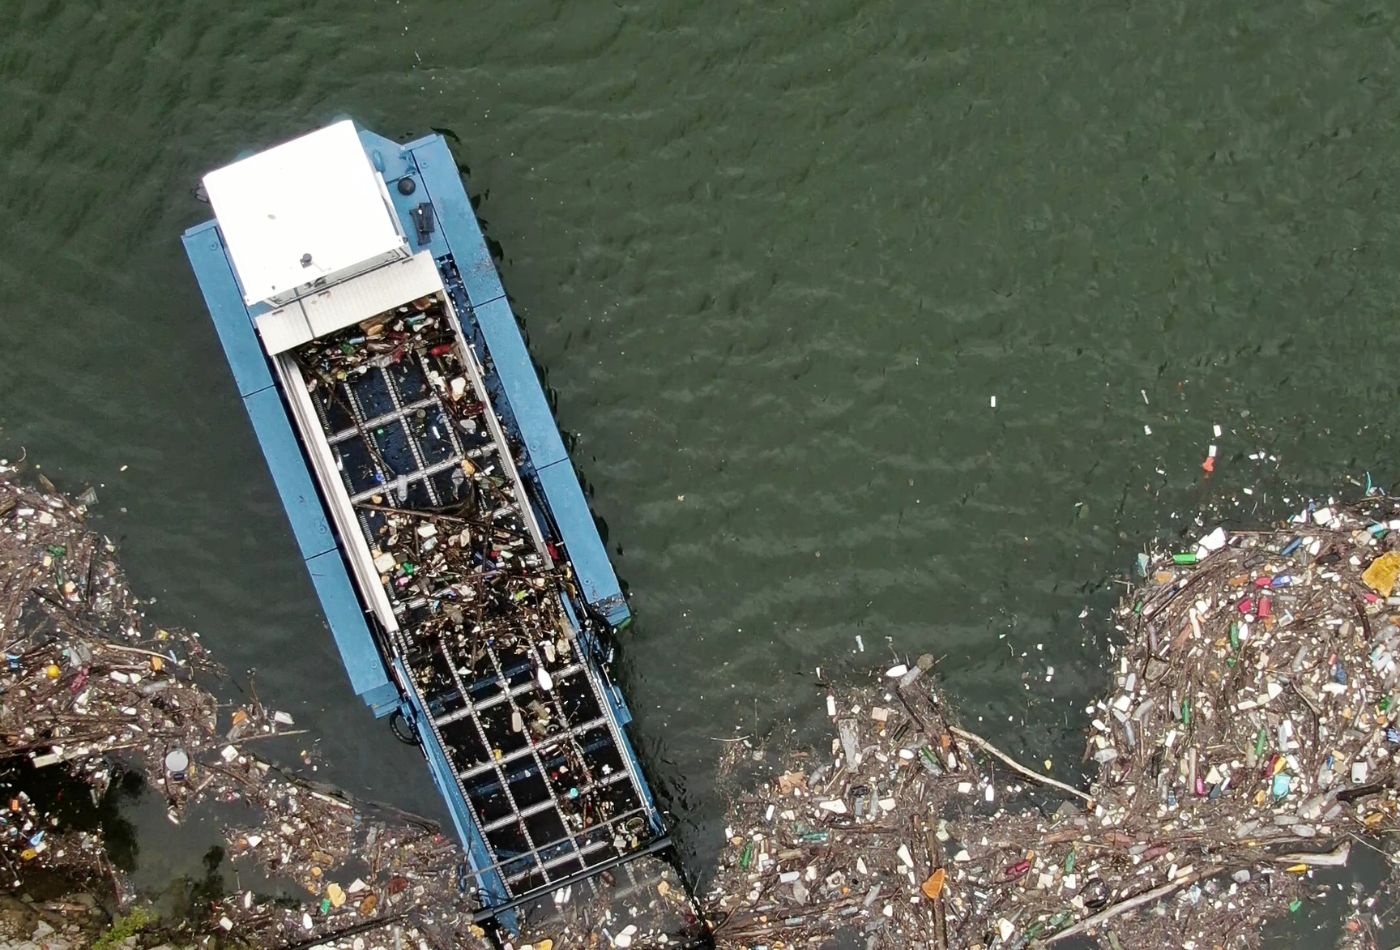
[1362,551,1400,596]
[921,868,947,899]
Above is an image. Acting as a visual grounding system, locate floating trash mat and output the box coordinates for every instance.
[706,494,1400,948]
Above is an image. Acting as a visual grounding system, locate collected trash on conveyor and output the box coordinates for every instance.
[707,494,1400,948]
[293,297,565,679]
[293,299,669,902]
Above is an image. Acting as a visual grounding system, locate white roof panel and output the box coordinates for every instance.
[252,253,443,356]
[302,252,444,338]
[204,121,407,306]
[254,302,314,356]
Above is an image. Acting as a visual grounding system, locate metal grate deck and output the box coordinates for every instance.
[291,293,655,904]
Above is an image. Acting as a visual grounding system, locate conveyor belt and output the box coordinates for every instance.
[291,297,655,901]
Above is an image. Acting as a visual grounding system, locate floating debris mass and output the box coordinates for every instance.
[706,496,1400,948]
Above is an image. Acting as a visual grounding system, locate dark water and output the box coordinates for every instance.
[4,0,1400,941]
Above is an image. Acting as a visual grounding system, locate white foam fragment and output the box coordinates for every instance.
[1200,526,1228,552]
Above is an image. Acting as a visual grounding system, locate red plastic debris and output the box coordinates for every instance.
[1005,859,1032,880]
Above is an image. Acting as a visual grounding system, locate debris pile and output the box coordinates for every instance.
[206,760,702,948]
[509,852,704,948]
[210,764,490,947]
[0,463,296,888]
[294,296,575,692]
[707,495,1400,948]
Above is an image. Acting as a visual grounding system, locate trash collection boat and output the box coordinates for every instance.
[182,120,670,931]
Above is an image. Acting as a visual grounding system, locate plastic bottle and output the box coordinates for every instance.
[918,747,944,776]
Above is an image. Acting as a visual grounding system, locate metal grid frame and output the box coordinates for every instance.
[294,298,655,902]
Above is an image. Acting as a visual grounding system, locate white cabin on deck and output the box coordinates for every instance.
[203,120,411,308]
[204,120,446,356]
